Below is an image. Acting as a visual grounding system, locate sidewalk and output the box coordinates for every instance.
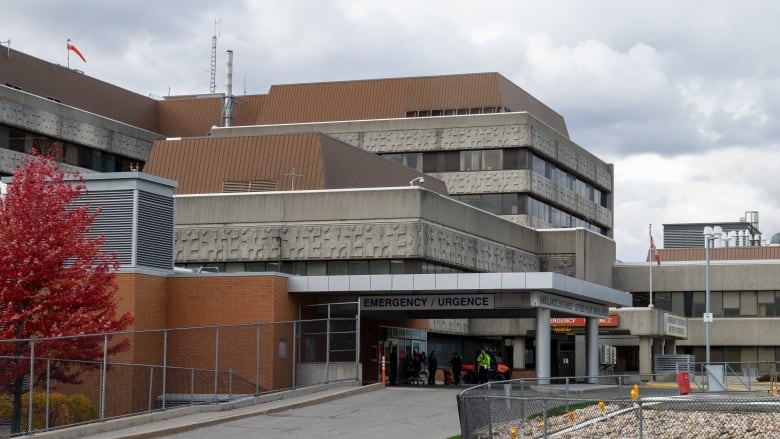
[36,382,382,439]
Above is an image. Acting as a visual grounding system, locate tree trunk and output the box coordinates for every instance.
[11,375,25,434]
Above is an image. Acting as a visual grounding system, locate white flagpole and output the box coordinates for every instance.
[649,224,654,308]
[66,38,70,68]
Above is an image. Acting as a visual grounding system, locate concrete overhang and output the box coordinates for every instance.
[288,272,631,308]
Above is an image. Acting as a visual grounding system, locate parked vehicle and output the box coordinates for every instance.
[460,350,512,383]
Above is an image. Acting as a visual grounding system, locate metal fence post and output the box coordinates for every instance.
[486,391,493,439]
[355,306,361,382]
[190,368,195,405]
[162,329,168,410]
[637,399,644,439]
[542,398,548,439]
[229,368,233,400]
[100,334,108,421]
[326,308,331,383]
[28,340,34,433]
[148,367,154,411]
[45,358,50,430]
[255,324,261,395]
[291,321,297,388]
[214,326,220,397]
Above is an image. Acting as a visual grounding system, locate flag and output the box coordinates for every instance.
[67,39,87,63]
[650,232,661,266]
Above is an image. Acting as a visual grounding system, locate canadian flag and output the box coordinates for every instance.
[67,39,87,63]
[650,232,661,266]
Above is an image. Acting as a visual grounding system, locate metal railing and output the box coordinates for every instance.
[0,309,359,436]
[457,372,780,439]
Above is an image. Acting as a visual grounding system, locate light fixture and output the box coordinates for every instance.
[409,176,425,186]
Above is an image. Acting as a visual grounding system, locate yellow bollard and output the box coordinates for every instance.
[567,410,575,423]
[630,388,637,401]
[598,400,606,413]
[510,427,517,439]
[539,419,545,430]
[772,383,777,396]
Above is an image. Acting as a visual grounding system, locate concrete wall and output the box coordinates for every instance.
[211,112,614,234]
[0,86,160,174]
[614,261,780,292]
[174,188,541,273]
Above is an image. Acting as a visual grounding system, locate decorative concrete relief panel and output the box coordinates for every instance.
[530,173,557,201]
[557,143,580,171]
[440,125,528,150]
[330,132,360,146]
[556,186,578,213]
[175,223,423,263]
[596,166,613,191]
[435,170,532,194]
[0,97,152,159]
[361,130,440,153]
[539,254,576,277]
[577,157,597,181]
[530,125,557,158]
[421,223,538,272]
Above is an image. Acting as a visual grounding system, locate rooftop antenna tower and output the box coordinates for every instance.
[209,19,221,94]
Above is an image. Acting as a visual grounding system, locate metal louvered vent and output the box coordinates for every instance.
[137,191,174,270]
[70,190,134,266]
[222,180,278,192]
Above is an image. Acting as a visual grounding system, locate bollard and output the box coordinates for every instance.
[567,410,575,424]
[510,427,517,439]
[598,401,605,413]
[381,354,386,386]
[771,383,777,396]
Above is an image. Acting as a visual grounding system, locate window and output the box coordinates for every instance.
[460,150,481,171]
[348,260,369,275]
[723,292,740,317]
[483,149,502,170]
[758,291,775,317]
[741,291,757,317]
[327,261,348,275]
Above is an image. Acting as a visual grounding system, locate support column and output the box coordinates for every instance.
[586,317,599,384]
[512,337,525,370]
[664,339,676,354]
[536,307,550,384]
[638,336,653,378]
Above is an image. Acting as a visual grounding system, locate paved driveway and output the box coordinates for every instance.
[160,385,462,439]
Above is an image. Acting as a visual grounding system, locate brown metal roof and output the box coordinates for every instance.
[157,94,268,138]
[143,133,446,195]
[0,47,159,132]
[649,246,780,262]
[253,73,569,137]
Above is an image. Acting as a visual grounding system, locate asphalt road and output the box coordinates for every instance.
[159,385,463,439]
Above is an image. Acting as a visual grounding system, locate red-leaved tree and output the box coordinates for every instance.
[0,151,133,432]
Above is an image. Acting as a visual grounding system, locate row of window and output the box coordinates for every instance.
[178,259,468,276]
[0,125,142,172]
[644,290,780,318]
[450,193,606,234]
[381,148,608,207]
[678,346,780,372]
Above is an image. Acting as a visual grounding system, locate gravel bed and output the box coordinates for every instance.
[473,402,780,438]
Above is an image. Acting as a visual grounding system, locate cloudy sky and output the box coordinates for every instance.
[4,1,780,262]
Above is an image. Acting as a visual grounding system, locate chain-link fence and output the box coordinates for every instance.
[457,375,780,438]
[0,302,359,436]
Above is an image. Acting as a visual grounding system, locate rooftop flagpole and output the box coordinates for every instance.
[66,38,70,68]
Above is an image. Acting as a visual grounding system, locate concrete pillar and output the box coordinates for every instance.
[639,336,653,378]
[586,317,599,384]
[664,339,677,355]
[652,337,663,356]
[536,307,550,384]
[512,337,525,369]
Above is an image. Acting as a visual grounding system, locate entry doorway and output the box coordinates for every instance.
[552,336,576,378]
